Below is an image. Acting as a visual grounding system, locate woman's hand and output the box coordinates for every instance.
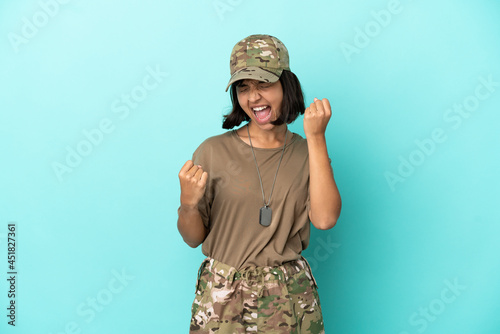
[178,160,208,208]
[178,160,209,248]
[303,97,332,139]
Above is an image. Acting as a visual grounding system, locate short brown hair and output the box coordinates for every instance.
[222,70,305,129]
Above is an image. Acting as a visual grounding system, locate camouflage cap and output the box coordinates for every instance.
[225,34,290,92]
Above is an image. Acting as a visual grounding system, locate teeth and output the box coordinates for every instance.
[252,106,268,111]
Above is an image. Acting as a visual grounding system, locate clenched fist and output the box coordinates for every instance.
[178,160,208,209]
[303,97,332,139]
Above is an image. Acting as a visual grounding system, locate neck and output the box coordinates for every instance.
[243,122,288,148]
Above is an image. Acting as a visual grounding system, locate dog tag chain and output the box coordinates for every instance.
[247,124,288,227]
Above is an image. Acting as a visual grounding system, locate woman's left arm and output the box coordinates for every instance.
[304,97,342,230]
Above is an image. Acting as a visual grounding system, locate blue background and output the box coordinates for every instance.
[1,0,499,333]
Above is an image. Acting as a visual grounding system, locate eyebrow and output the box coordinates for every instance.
[238,81,271,87]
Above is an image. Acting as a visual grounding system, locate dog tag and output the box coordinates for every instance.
[259,206,272,227]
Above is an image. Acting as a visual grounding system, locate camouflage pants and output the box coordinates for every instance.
[190,256,325,333]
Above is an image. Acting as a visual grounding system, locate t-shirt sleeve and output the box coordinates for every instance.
[192,142,212,230]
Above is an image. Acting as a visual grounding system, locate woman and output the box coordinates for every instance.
[178,34,341,333]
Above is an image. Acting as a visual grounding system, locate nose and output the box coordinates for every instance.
[248,87,261,102]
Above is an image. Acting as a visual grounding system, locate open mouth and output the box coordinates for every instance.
[252,105,272,123]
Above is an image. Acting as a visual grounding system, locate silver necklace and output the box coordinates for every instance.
[247,124,288,227]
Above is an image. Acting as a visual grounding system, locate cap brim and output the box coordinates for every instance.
[225,67,282,92]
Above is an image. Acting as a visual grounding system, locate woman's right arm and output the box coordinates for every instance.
[177,160,209,248]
